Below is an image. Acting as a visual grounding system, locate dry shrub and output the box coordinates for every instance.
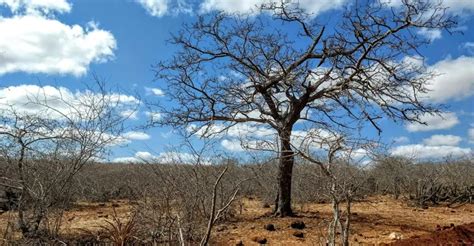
[99,208,139,246]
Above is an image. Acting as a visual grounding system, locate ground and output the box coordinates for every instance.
[0,196,472,245]
[211,196,473,245]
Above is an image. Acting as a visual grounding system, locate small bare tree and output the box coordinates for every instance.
[296,130,374,246]
[200,165,240,246]
[0,82,135,238]
[154,0,456,216]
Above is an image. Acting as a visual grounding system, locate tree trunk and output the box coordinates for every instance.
[275,129,294,217]
[341,198,351,246]
[17,144,31,237]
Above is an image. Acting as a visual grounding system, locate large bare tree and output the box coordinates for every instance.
[155,0,456,216]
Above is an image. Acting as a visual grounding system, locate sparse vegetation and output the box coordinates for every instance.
[0,0,472,245]
[1,155,472,244]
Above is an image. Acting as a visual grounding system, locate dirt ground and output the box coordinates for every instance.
[0,196,473,245]
[212,196,474,245]
[0,200,134,241]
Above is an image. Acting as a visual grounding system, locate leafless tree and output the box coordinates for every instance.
[295,129,374,246]
[200,165,240,246]
[154,0,456,216]
[0,81,134,238]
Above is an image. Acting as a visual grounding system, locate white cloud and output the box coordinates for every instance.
[136,0,167,17]
[200,0,348,16]
[220,138,274,152]
[463,42,474,55]
[417,28,442,41]
[0,0,71,14]
[120,109,138,120]
[0,84,140,120]
[422,134,462,146]
[135,151,155,160]
[188,122,275,139]
[145,111,162,121]
[0,15,116,76]
[345,148,369,163]
[112,151,209,164]
[156,151,207,164]
[123,131,151,140]
[112,156,139,163]
[217,127,338,152]
[393,136,410,144]
[438,0,474,14]
[391,144,471,160]
[383,0,474,14]
[136,0,192,17]
[423,56,474,103]
[200,0,265,14]
[469,128,474,143]
[221,139,245,152]
[145,87,165,96]
[291,128,336,150]
[113,151,157,163]
[405,112,459,132]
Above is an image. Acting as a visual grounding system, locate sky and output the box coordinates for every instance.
[0,0,473,163]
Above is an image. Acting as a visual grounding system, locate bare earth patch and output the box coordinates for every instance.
[389,222,474,245]
[1,196,472,244]
[212,196,474,245]
[0,200,133,241]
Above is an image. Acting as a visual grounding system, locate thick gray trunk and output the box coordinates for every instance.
[275,129,294,217]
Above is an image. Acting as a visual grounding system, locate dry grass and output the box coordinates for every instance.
[0,200,133,242]
[98,208,138,245]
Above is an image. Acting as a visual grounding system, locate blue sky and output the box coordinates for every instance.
[0,0,473,163]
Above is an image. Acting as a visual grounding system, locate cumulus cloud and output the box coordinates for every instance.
[340,148,371,164]
[123,131,151,140]
[291,128,337,150]
[0,15,116,76]
[0,0,116,77]
[136,0,167,17]
[405,112,459,132]
[469,128,474,143]
[0,0,71,14]
[145,111,162,122]
[463,42,474,55]
[422,134,462,146]
[189,123,278,152]
[136,0,191,17]
[200,0,264,14]
[417,28,442,41]
[120,109,139,120]
[112,156,140,163]
[211,124,337,153]
[0,84,140,120]
[220,138,275,152]
[221,139,246,152]
[200,0,348,16]
[393,136,410,144]
[391,144,471,160]
[145,87,165,96]
[112,151,155,163]
[188,123,275,139]
[383,0,474,14]
[423,56,474,103]
[112,151,209,164]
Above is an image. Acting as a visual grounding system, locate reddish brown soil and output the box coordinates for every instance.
[1,196,473,245]
[212,196,474,245]
[0,200,133,241]
[389,222,474,245]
